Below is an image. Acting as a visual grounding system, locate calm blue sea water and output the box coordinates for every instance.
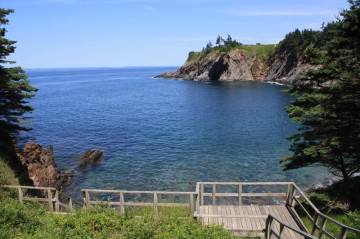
[25,67,328,195]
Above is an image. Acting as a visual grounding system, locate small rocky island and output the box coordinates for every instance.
[156,34,318,85]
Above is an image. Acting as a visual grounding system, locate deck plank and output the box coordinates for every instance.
[198,204,305,237]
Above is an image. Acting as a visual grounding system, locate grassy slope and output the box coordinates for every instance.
[0,155,19,198]
[186,44,276,64]
[0,199,243,239]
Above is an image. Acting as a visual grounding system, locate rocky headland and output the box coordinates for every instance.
[157,49,269,82]
[156,33,320,85]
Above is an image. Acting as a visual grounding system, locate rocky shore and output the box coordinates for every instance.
[18,142,73,191]
[15,142,104,194]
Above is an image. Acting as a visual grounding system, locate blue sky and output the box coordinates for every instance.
[2,0,349,68]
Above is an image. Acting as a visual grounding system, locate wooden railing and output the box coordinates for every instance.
[290,183,360,239]
[265,214,317,239]
[82,189,197,215]
[5,183,360,239]
[3,185,83,213]
[195,182,360,239]
[195,182,291,211]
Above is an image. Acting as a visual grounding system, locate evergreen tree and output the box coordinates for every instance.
[225,34,232,46]
[281,0,360,181]
[0,9,37,136]
[215,35,221,46]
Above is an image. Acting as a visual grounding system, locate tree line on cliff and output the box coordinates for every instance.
[187,35,245,62]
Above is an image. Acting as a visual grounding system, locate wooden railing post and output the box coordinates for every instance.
[286,184,295,207]
[47,189,53,212]
[190,194,194,215]
[120,192,125,214]
[54,190,60,212]
[195,192,200,216]
[238,184,243,206]
[340,227,348,239]
[154,193,158,215]
[212,184,216,206]
[279,224,285,237]
[84,190,90,210]
[265,216,273,239]
[318,215,327,239]
[311,213,319,235]
[200,184,204,206]
[18,188,23,204]
[68,198,73,211]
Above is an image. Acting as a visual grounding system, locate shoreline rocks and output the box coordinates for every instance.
[18,142,73,192]
[78,149,104,169]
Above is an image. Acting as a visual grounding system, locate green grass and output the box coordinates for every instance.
[239,44,276,59]
[0,154,19,198]
[0,198,242,239]
[301,211,360,239]
[0,147,245,239]
[186,44,276,64]
[296,191,360,239]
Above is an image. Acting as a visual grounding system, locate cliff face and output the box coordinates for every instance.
[156,49,268,81]
[264,47,318,85]
[156,44,319,85]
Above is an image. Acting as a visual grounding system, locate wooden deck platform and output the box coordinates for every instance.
[198,205,305,238]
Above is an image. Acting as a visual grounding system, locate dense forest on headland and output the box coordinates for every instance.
[1,0,360,238]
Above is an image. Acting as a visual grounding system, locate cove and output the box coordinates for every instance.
[25,67,329,196]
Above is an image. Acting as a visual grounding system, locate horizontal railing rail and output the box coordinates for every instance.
[196,182,292,209]
[82,189,198,215]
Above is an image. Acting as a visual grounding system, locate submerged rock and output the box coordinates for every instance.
[78,149,104,169]
[18,142,73,191]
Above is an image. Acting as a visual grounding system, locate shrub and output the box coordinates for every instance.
[0,199,238,239]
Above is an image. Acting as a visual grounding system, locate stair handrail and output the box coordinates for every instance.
[265,213,317,239]
[290,183,360,239]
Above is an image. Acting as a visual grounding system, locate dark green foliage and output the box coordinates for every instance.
[0,8,37,135]
[322,176,360,210]
[270,28,320,74]
[275,29,320,56]
[186,35,274,64]
[282,0,360,181]
[186,35,243,62]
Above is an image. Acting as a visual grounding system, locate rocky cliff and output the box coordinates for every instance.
[156,49,268,82]
[264,45,319,85]
[156,34,320,85]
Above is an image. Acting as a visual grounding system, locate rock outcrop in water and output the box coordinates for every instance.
[78,149,104,169]
[156,49,268,82]
[18,142,73,191]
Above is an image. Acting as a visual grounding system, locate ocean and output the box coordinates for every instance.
[25,67,328,196]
